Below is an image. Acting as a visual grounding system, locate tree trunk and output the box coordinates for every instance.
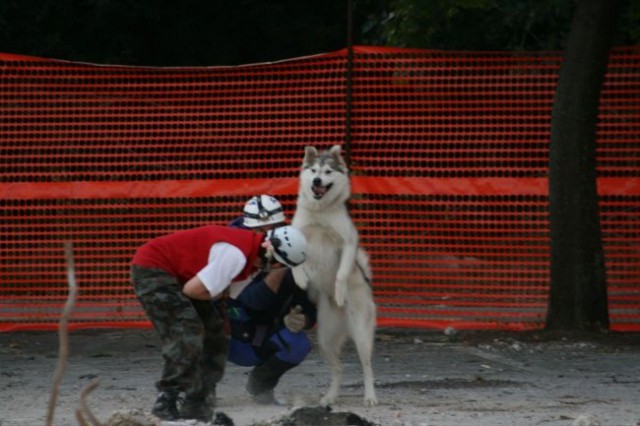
[546,0,619,331]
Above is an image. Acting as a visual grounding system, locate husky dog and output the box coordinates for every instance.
[291,145,378,407]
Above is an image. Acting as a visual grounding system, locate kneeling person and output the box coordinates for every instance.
[225,195,317,404]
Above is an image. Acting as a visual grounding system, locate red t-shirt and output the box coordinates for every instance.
[132,225,264,285]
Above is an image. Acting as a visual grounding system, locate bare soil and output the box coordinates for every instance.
[1,328,639,426]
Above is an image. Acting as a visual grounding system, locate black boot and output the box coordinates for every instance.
[179,393,213,422]
[246,356,296,405]
[151,390,179,420]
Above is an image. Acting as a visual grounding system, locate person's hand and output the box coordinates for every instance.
[283,305,306,333]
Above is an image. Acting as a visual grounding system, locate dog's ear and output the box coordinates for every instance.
[329,145,341,156]
[329,145,347,169]
[303,146,318,167]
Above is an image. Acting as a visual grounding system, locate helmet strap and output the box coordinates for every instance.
[257,245,273,272]
[256,196,268,219]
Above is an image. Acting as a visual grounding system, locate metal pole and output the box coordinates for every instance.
[345,0,354,168]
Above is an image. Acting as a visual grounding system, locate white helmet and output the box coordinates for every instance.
[265,226,307,267]
[242,195,286,228]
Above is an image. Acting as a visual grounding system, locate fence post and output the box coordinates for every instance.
[344,0,354,168]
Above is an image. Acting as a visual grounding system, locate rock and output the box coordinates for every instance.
[573,414,601,426]
[252,406,378,426]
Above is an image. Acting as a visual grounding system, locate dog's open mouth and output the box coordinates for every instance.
[312,183,333,199]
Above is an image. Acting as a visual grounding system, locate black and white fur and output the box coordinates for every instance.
[292,145,378,407]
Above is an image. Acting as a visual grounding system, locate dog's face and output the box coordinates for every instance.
[299,145,350,206]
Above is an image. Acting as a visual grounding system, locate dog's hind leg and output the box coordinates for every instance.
[347,284,378,407]
[316,296,348,406]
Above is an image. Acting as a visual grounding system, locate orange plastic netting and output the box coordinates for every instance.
[1,46,639,332]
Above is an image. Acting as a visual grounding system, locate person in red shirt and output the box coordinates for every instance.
[131,224,307,422]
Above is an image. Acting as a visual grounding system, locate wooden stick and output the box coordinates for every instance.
[45,241,78,426]
[77,379,102,426]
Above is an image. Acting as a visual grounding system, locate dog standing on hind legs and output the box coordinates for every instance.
[291,144,378,407]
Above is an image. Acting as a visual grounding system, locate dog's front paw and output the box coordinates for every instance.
[334,278,347,307]
[297,279,309,290]
[292,267,309,290]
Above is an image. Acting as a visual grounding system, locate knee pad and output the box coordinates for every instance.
[228,339,262,367]
[273,328,311,365]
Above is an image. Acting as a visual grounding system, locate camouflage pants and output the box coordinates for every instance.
[130,265,228,398]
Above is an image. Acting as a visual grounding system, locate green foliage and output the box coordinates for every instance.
[1,0,639,65]
[620,0,640,42]
[360,0,640,51]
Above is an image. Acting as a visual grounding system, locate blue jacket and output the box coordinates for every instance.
[225,218,317,346]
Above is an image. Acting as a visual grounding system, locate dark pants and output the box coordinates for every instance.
[228,326,311,367]
[131,265,228,398]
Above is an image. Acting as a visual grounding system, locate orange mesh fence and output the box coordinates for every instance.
[1,46,639,332]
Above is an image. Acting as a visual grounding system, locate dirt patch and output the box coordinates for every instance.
[1,328,639,426]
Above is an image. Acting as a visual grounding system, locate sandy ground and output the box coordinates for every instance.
[0,327,639,426]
